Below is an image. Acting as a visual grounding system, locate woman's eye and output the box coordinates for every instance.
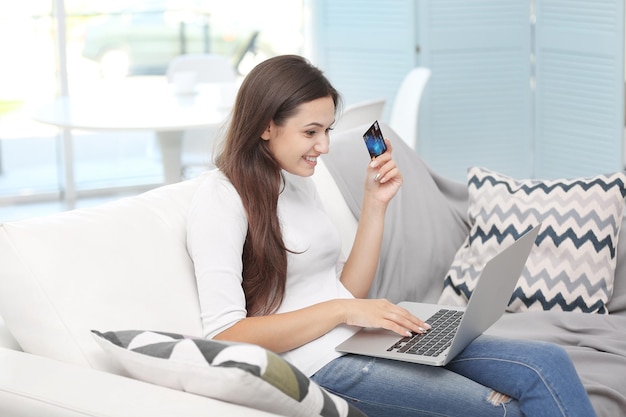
[305,130,316,136]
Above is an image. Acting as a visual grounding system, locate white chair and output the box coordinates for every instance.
[166,54,237,84]
[166,54,238,178]
[334,98,386,132]
[388,67,431,150]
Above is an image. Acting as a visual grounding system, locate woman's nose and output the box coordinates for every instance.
[315,135,330,154]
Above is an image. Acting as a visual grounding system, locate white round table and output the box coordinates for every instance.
[33,81,236,206]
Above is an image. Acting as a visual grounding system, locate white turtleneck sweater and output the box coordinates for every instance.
[186,169,358,376]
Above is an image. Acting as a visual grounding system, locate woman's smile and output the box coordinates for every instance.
[303,155,318,166]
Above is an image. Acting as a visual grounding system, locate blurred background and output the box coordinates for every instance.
[0,0,304,219]
[1,0,624,222]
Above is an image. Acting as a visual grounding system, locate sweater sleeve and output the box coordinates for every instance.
[186,171,249,339]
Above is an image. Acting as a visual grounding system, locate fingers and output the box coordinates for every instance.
[344,299,431,337]
[373,166,400,184]
[370,143,400,184]
[375,299,430,337]
[388,308,431,337]
[369,139,392,166]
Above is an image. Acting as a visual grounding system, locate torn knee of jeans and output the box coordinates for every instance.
[487,390,511,406]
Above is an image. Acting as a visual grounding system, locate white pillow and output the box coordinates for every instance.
[92,330,366,417]
[0,176,207,373]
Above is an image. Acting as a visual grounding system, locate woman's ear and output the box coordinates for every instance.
[260,121,273,141]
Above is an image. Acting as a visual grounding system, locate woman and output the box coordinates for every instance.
[187,54,596,417]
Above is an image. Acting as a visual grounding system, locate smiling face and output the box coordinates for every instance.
[261,95,336,177]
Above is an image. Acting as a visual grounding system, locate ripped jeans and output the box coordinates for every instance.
[311,335,597,417]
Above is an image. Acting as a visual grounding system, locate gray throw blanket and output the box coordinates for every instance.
[322,122,626,417]
[323,124,470,304]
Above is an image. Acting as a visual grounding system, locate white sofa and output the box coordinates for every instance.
[1,122,625,416]
[0,142,358,416]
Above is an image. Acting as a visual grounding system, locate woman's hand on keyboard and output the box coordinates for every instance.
[341,298,431,337]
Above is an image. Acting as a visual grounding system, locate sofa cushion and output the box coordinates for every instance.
[322,122,470,304]
[608,215,626,316]
[0,316,20,351]
[0,176,208,373]
[312,158,358,259]
[92,330,365,417]
[438,167,626,313]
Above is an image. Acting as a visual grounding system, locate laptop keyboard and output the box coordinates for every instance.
[387,309,464,357]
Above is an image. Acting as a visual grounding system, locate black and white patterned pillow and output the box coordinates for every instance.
[92,330,365,417]
[438,167,626,314]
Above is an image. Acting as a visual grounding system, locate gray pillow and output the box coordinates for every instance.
[609,215,626,316]
[323,122,469,303]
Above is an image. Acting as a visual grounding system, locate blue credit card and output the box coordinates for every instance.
[363,120,387,159]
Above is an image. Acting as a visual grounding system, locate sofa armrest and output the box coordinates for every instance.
[0,348,280,417]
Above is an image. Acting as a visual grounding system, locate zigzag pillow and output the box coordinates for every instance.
[438,167,626,314]
[92,330,365,417]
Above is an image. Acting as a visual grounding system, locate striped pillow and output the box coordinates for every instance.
[92,330,365,417]
[438,167,626,314]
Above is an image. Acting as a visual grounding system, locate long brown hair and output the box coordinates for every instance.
[215,55,340,316]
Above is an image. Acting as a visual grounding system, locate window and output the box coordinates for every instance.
[312,0,624,181]
[0,0,304,215]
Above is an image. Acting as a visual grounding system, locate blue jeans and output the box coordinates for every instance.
[311,335,596,417]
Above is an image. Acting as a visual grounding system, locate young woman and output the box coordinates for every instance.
[187,54,597,417]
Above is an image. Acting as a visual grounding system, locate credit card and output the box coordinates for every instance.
[363,120,387,160]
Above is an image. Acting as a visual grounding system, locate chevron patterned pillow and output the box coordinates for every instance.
[438,167,626,314]
[91,330,365,417]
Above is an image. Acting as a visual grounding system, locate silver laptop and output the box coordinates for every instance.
[336,223,541,366]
